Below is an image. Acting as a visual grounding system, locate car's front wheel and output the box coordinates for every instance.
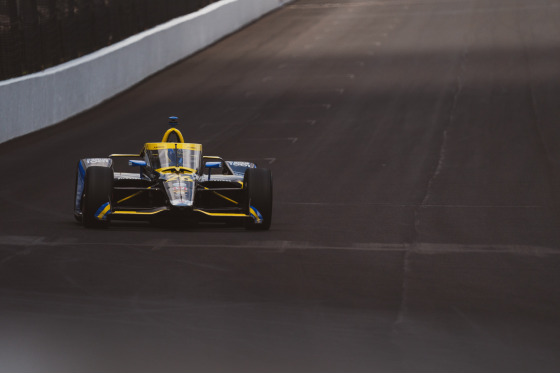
[243,168,272,230]
[82,166,113,228]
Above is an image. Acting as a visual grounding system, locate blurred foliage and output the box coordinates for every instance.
[0,0,216,80]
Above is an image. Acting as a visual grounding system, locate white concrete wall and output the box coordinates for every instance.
[0,0,291,144]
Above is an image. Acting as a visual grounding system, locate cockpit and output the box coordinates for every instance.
[143,143,202,173]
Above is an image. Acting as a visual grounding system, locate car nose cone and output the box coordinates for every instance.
[170,200,190,207]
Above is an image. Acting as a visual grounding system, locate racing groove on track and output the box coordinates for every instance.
[1,0,560,371]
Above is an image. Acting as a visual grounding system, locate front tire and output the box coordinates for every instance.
[82,166,113,228]
[244,168,272,230]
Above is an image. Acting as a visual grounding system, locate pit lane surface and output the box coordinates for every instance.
[1,0,560,371]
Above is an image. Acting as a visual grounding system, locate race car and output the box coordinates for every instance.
[73,117,272,230]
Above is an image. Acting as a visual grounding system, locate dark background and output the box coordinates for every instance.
[1,0,560,371]
[0,0,216,80]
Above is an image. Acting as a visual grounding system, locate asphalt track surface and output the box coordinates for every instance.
[1,0,560,371]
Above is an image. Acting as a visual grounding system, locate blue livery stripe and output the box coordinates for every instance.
[95,202,111,221]
[249,205,263,224]
[75,162,86,212]
[78,161,86,178]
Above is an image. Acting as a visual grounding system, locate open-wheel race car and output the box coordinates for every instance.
[74,117,272,230]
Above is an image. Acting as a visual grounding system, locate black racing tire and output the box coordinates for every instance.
[82,166,113,228]
[244,168,272,230]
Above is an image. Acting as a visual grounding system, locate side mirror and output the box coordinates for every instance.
[129,160,147,178]
[205,162,221,169]
[205,161,221,181]
[129,160,147,167]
